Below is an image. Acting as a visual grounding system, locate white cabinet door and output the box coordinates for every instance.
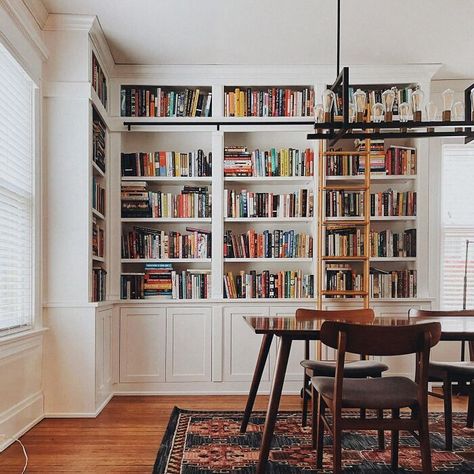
[119,306,166,383]
[223,306,271,382]
[96,308,113,406]
[166,307,212,382]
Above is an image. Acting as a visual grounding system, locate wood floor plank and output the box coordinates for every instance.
[0,394,468,472]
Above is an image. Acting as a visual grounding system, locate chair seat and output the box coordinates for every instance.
[301,359,388,377]
[312,376,418,409]
[429,361,474,380]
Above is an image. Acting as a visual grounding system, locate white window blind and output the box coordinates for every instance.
[0,43,35,334]
[440,145,474,310]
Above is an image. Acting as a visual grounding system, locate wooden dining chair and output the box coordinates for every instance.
[313,320,441,474]
[296,308,388,431]
[409,308,474,450]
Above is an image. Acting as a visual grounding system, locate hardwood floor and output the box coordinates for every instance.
[0,394,469,473]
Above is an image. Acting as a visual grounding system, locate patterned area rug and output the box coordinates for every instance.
[153,408,474,473]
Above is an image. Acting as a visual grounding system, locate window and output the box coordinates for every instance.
[440,145,474,310]
[0,43,35,334]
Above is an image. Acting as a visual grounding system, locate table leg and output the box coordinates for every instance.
[256,336,292,474]
[240,333,274,433]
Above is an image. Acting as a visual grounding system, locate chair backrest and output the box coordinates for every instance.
[296,308,375,324]
[320,321,441,356]
[409,308,474,319]
[321,320,441,414]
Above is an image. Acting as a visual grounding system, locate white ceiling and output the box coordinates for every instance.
[40,0,474,80]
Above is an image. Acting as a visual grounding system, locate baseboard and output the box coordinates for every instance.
[0,392,44,452]
[44,392,114,418]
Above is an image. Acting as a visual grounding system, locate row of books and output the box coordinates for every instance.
[371,190,417,217]
[92,176,106,215]
[325,191,364,218]
[370,229,416,258]
[121,150,212,178]
[223,229,313,259]
[92,267,106,302]
[223,270,314,299]
[355,139,385,153]
[325,264,363,293]
[122,226,211,259]
[325,146,416,176]
[121,264,211,299]
[92,53,107,108]
[370,269,417,299]
[120,86,212,117]
[224,87,315,117]
[92,111,106,173]
[224,146,314,177]
[325,228,364,257]
[225,189,313,218]
[121,183,212,218]
[92,218,105,258]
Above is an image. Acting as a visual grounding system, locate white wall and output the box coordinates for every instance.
[0,0,47,451]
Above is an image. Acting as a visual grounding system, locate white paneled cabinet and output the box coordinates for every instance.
[119,307,166,383]
[96,307,113,406]
[166,307,212,382]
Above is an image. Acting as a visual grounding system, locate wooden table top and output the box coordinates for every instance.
[244,315,474,340]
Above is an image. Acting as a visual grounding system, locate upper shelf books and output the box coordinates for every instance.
[92,53,107,108]
[120,86,212,117]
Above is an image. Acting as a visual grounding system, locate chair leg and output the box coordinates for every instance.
[311,384,318,449]
[443,379,453,450]
[467,382,474,428]
[377,409,385,450]
[333,423,342,474]
[302,370,310,427]
[419,403,433,474]
[316,394,326,469]
[391,408,400,471]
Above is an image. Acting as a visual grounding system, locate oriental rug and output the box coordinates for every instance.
[154,408,474,473]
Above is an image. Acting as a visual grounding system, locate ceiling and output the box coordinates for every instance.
[40,0,474,80]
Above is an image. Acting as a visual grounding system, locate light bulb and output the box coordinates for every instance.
[322,89,335,122]
[399,102,410,122]
[372,103,384,123]
[382,89,395,122]
[453,101,465,131]
[348,102,355,123]
[353,89,367,122]
[442,88,454,121]
[314,104,324,124]
[425,101,438,132]
[411,85,424,121]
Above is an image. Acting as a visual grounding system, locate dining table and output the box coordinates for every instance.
[241,314,474,474]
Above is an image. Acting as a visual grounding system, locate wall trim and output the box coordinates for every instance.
[0,392,44,452]
[0,0,48,61]
[22,0,48,29]
[44,13,95,31]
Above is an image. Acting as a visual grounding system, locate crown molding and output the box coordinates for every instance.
[0,0,48,61]
[89,17,115,77]
[44,13,95,31]
[22,0,47,29]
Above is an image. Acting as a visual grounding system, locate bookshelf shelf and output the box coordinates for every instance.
[224,176,314,185]
[322,256,368,261]
[92,208,105,220]
[371,216,416,221]
[121,258,211,264]
[92,161,105,177]
[92,256,105,263]
[121,176,212,183]
[224,217,313,223]
[370,257,417,262]
[121,217,212,223]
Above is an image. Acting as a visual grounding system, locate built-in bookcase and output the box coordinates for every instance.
[92,52,107,109]
[91,106,107,301]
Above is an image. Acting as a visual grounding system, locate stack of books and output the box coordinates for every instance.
[121,182,149,218]
[325,264,363,295]
[325,228,364,257]
[385,146,417,175]
[224,146,252,177]
[143,263,173,298]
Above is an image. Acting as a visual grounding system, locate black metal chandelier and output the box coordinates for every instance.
[307,1,474,146]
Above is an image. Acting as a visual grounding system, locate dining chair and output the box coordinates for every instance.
[313,320,441,474]
[296,308,388,432]
[409,308,474,450]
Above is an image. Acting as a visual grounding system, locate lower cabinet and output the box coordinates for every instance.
[119,307,166,383]
[166,307,212,382]
[96,307,113,408]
